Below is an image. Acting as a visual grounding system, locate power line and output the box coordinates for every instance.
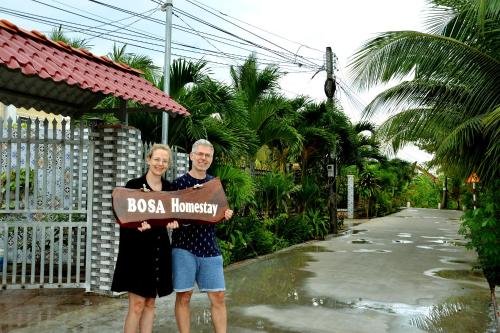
[182,0,324,54]
[173,8,320,70]
[180,0,323,63]
[86,0,321,69]
[85,7,161,42]
[85,0,322,70]
[172,11,226,61]
[4,1,324,73]
[49,0,163,39]
[31,0,164,40]
[1,7,308,70]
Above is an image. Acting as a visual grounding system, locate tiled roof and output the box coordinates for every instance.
[0,19,189,116]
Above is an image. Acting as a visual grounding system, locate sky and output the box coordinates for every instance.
[1,0,433,163]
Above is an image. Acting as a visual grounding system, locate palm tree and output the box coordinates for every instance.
[166,60,253,163]
[49,25,93,50]
[358,165,380,218]
[349,1,499,328]
[230,54,302,174]
[348,0,500,185]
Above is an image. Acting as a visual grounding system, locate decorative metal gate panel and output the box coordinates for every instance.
[0,117,93,290]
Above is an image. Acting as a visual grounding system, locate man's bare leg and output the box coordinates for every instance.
[175,290,193,333]
[208,291,227,333]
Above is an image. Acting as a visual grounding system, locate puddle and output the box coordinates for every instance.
[392,240,414,244]
[428,239,452,245]
[439,257,465,265]
[437,248,460,253]
[433,269,485,282]
[416,245,434,250]
[294,245,334,253]
[354,299,430,316]
[440,258,473,265]
[339,229,367,237]
[351,239,373,244]
[352,249,392,253]
[409,291,493,333]
[424,267,485,284]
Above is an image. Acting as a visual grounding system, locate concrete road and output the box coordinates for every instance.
[0,208,496,332]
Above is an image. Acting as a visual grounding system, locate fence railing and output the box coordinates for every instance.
[0,116,92,289]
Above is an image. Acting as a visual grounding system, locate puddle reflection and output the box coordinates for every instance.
[352,249,392,253]
[351,238,373,244]
[392,239,414,244]
[410,292,492,333]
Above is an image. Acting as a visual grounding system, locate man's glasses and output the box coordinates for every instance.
[192,151,213,159]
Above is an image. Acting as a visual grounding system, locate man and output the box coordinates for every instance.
[171,139,233,333]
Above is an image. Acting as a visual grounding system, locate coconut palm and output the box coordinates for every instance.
[230,54,302,174]
[348,0,500,185]
[349,1,499,328]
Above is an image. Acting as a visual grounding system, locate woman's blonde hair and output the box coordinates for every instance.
[146,143,172,168]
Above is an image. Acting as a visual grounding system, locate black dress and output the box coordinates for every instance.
[111,175,174,298]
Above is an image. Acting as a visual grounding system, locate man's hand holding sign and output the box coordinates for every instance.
[112,177,229,228]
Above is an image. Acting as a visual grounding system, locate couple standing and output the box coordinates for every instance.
[111,139,233,333]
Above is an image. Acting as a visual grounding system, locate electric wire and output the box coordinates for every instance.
[173,7,321,68]
[180,0,324,62]
[88,0,322,70]
[49,0,163,39]
[4,1,324,74]
[182,0,324,54]
[0,7,308,69]
[85,6,161,42]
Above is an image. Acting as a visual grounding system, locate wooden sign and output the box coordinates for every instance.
[112,178,229,227]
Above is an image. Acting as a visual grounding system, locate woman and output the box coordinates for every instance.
[111,144,179,333]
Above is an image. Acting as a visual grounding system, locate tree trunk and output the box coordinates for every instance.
[441,176,448,209]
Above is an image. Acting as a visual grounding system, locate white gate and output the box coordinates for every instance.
[0,116,93,290]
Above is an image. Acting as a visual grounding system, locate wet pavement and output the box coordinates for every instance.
[0,208,498,332]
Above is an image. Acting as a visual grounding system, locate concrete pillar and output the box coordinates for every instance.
[90,125,143,294]
[347,175,354,219]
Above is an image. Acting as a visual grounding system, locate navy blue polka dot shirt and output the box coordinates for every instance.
[171,173,221,257]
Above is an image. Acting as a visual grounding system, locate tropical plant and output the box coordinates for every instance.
[49,25,93,50]
[230,54,302,174]
[0,168,34,209]
[255,172,300,218]
[213,165,255,212]
[304,209,329,240]
[358,165,381,218]
[459,180,500,330]
[348,0,500,185]
[404,174,441,208]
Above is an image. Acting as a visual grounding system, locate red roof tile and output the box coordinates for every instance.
[0,19,189,116]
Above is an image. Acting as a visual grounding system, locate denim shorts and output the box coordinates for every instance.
[172,248,225,292]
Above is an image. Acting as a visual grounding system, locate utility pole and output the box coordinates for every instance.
[325,47,338,234]
[161,0,173,144]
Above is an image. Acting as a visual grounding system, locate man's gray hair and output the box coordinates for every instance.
[192,139,214,152]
